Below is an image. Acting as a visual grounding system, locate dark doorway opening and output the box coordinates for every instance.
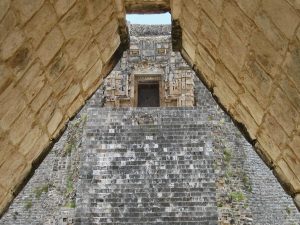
[138,82,160,107]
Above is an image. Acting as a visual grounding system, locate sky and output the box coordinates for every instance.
[126,13,171,25]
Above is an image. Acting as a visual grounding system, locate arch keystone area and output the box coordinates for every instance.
[0,0,300,216]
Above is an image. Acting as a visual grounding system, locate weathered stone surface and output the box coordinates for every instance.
[53,0,76,17]
[0,28,25,60]
[0,0,10,21]
[0,10,16,44]
[219,22,247,75]
[12,0,44,24]
[0,0,300,217]
[262,0,300,39]
[17,61,45,102]
[37,27,64,66]
[24,2,56,49]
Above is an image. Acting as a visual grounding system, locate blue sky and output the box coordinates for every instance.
[126,13,171,24]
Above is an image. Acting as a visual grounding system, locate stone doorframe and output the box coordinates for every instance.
[131,74,165,107]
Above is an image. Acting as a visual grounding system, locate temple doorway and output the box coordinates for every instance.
[137,82,160,107]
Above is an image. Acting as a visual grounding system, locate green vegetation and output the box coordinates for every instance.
[65,200,76,208]
[285,206,292,215]
[223,148,232,163]
[34,183,50,199]
[229,191,245,202]
[24,199,32,210]
[63,142,75,156]
[65,175,74,195]
[225,168,233,179]
[217,202,224,207]
[242,172,252,192]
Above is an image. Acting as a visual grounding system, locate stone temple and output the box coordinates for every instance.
[0,24,299,225]
[0,0,300,224]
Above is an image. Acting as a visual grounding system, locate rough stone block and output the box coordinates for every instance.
[100,34,120,64]
[25,134,49,163]
[199,0,222,27]
[0,10,17,44]
[250,30,282,77]
[224,0,253,43]
[282,43,300,88]
[46,50,69,82]
[213,75,237,110]
[53,0,76,17]
[235,0,260,18]
[18,61,45,102]
[37,26,64,66]
[262,0,300,39]
[37,97,57,126]
[239,90,264,125]
[9,108,34,146]
[12,0,44,24]
[47,108,63,135]
[0,85,26,131]
[87,0,110,21]
[256,132,282,163]
[181,0,199,41]
[269,88,298,136]
[0,63,12,94]
[290,135,300,160]
[58,83,81,110]
[283,147,300,181]
[254,9,288,56]
[195,47,215,88]
[19,125,43,156]
[279,75,300,112]
[219,22,247,75]
[24,2,56,49]
[64,30,93,60]
[0,28,25,60]
[59,1,89,39]
[216,62,241,95]
[232,102,258,139]
[91,5,113,35]
[275,159,300,193]
[82,59,103,91]
[242,58,273,108]
[0,151,26,190]
[0,139,15,167]
[30,84,53,112]
[74,43,100,75]
[182,31,196,65]
[260,113,287,148]
[67,94,84,117]
[0,0,10,21]
[96,19,119,53]
[52,67,75,96]
[8,42,34,80]
[197,11,219,59]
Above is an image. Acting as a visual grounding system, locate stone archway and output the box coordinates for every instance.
[0,0,299,216]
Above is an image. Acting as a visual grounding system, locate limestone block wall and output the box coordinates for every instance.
[0,0,128,215]
[171,0,300,207]
[1,0,300,217]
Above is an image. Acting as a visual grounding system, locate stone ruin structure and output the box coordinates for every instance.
[0,24,300,225]
[103,25,195,108]
[0,0,300,221]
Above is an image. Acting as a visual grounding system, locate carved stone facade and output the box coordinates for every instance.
[104,25,195,108]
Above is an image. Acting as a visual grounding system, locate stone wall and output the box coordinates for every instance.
[103,25,195,107]
[171,0,300,207]
[1,0,300,216]
[0,0,128,214]
[1,73,299,224]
